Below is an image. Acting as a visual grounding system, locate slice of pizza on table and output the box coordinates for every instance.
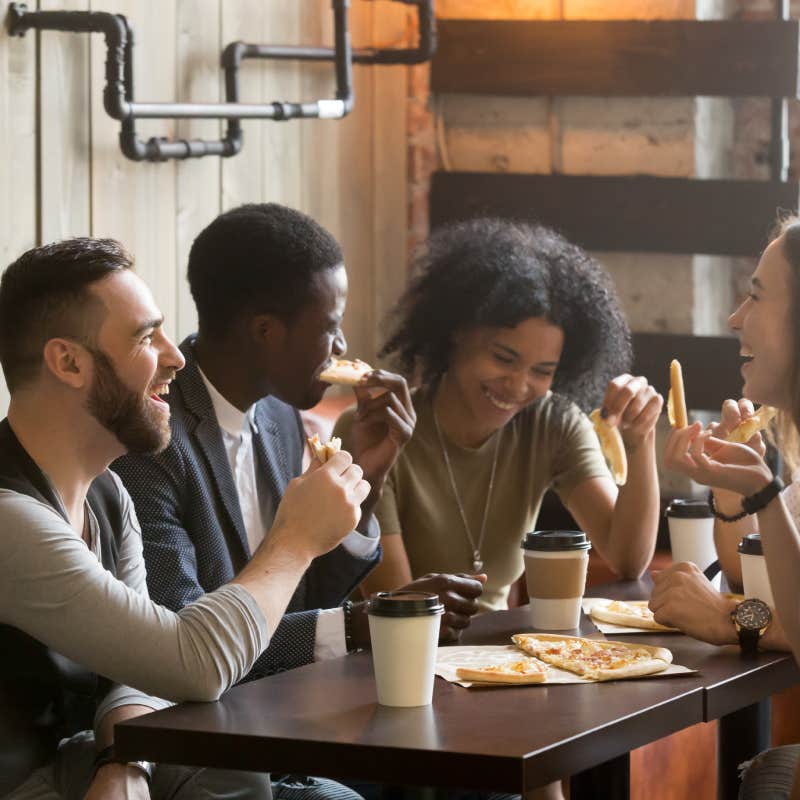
[512,633,672,681]
[589,599,677,632]
[456,657,548,685]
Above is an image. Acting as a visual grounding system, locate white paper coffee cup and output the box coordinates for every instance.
[367,591,444,707]
[666,500,719,586]
[521,531,591,630]
[738,534,774,607]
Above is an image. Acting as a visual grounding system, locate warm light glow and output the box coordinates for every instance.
[436,0,695,20]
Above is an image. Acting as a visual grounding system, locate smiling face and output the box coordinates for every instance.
[442,316,564,441]
[86,271,185,453]
[728,234,794,409]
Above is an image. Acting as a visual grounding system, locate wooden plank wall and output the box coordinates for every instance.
[0,0,409,415]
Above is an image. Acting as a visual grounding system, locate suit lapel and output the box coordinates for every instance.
[177,338,251,562]
[252,403,289,506]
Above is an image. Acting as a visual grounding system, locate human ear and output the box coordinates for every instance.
[42,339,90,389]
[249,313,286,351]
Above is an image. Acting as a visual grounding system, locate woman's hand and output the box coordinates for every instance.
[664,422,773,496]
[601,374,663,452]
[707,398,767,458]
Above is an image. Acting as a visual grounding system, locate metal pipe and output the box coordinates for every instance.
[6,0,432,161]
[770,0,790,181]
[235,0,436,66]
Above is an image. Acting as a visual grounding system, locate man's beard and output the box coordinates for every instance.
[86,348,170,454]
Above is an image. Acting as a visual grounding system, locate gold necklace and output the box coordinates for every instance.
[431,402,501,573]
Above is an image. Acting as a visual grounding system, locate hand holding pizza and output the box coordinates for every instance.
[663,422,773,497]
[598,374,663,452]
[649,563,738,646]
[707,398,768,458]
[350,369,416,512]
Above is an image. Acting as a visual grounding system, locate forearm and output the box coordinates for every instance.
[757,497,800,661]
[95,704,155,751]
[231,523,313,635]
[712,487,755,588]
[605,435,660,577]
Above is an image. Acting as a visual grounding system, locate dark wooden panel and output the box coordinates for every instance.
[433,20,800,97]
[430,172,800,257]
[632,333,741,411]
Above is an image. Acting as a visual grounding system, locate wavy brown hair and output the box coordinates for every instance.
[771,215,800,474]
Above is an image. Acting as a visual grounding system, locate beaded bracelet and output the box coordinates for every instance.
[709,476,784,523]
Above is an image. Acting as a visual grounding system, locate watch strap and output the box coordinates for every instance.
[737,625,761,655]
[92,745,154,784]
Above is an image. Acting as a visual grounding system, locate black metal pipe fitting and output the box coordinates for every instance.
[5,0,434,161]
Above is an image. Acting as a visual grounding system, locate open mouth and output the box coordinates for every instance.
[482,386,518,412]
[149,381,171,405]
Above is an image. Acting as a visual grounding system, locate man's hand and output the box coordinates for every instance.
[269,450,371,562]
[85,763,150,800]
[649,562,738,645]
[350,371,416,514]
[402,573,486,642]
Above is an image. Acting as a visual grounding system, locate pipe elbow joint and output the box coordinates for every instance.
[221,40,246,70]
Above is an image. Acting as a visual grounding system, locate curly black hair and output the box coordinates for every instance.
[188,203,343,338]
[381,218,632,412]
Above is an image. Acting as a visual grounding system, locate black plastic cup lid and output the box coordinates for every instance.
[665,499,712,519]
[521,530,591,552]
[738,533,764,556]
[367,591,444,618]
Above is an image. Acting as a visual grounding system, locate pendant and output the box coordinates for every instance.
[472,550,484,573]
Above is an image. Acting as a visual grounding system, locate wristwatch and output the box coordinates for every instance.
[92,745,154,783]
[730,598,772,655]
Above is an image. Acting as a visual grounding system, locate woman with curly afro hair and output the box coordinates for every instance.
[335,218,663,616]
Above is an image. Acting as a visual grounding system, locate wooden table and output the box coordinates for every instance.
[116,582,799,800]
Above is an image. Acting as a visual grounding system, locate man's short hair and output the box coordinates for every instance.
[0,238,132,392]
[187,203,344,337]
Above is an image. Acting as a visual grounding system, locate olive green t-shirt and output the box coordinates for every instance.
[335,389,610,612]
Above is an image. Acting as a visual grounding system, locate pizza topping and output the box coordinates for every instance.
[319,358,373,386]
[511,633,671,680]
[307,434,342,463]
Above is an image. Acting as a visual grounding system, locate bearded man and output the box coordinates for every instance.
[0,237,370,800]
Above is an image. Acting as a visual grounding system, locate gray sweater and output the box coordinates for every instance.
[0,471,269,718]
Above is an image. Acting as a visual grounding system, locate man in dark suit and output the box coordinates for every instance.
[113,203,484,682]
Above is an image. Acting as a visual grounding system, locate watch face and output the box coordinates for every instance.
[735,598,772,631]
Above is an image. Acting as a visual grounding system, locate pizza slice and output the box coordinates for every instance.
[307,434,342,463]
[589,599,677,632]
[726,405,777,444]
[511,633,672,681]
[319,358,373,386]
[589,409,627,485]
[455,658,548,685]
[667,359,689,429]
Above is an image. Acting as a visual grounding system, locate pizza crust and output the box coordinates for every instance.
[589,599,677,632]
[667,359,688,429]
[456,659,547,685]
[589,409,627,485]
[511,632,672,682]
[307,434,342,463]
[319,358,373,386]
[726,405,777,444]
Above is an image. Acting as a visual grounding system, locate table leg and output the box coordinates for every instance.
[569,753,630,800]
[717,699,771,800]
